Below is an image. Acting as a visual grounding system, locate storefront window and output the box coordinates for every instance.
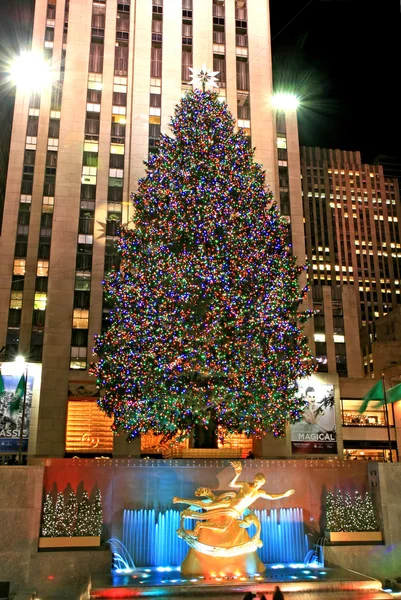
[341,398,394,426]
[344,449,397,462]
[66,399,113,454]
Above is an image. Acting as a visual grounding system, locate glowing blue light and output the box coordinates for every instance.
[271,564,285,569]
[319,571,327,575]
[302,570,311,574]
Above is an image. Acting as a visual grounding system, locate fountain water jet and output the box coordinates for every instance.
[121,507,311,568]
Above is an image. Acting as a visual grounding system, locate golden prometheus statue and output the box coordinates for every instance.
[173,461,295,576]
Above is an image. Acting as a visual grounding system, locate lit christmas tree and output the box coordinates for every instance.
[93,89,314,442]
[54,492,66,537]
[362,491,378,531]
[41,493,55,537]
[333,491,346,532]
[344,491,354,532]
[89,489,103,536]
[76,491,91,536]
[64,491,78,537]
[353,491,365,532]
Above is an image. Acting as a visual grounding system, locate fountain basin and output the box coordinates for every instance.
[90,565,391,599]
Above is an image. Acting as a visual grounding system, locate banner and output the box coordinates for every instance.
[0,373,34,453]
[291,381,337,455]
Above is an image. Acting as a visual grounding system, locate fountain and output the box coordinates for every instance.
[121,506,310,568]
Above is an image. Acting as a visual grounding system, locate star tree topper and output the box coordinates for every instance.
[189,64,220,92]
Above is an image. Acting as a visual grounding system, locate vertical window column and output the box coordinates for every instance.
[182,0,193,84]
[212,0,226,93]
[70,0,105,370]
[6,91,42,358]
[149,0,163,155]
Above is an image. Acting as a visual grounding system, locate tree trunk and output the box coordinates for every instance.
[193,420,218,449]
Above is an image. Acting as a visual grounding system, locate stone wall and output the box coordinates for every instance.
[0,466,110,598]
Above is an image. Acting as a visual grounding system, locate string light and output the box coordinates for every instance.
[92,89,314,441]
[325,490,378,532]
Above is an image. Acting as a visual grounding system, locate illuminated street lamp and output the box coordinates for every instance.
[271,93,300,111]
[10,51,52,92]
[15,355,28,465]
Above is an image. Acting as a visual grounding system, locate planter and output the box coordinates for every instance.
[38,536,101,549]
[325,530,383,544]
[181,448,242,459]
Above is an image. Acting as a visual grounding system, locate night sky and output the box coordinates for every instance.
[0,0,400,163]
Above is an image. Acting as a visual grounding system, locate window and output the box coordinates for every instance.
[109,154,124,169]
[87,88,102,103]
[112,91,127,106]
[116,12,130,32]
[74,290,90,309]
[151,46,162,78]
[13,259,26,276]
[213,57,226,86]
[78,234,93,244]
[71,329,88,347]
[89,42,104,73]
[10,291,23,309]
[75,275,91,291]
[182,47,192,81]
[341,399,394,427]
[236,59,249,91]
[37,260,49,277]
[34,292,47,310]
[70,346,87,370]
[108,186,123,202]
[73,308,89,329]
[115,45,128,76]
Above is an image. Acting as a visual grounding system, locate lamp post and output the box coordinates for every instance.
[15,356,28,465]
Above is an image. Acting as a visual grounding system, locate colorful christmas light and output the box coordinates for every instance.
[92,90,314,442]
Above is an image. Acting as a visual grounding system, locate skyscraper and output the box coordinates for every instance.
[0,0,303,457]
[301,146,401,376]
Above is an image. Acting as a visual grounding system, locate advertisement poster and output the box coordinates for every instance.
[0,372,34,453]
[291,381,337,455]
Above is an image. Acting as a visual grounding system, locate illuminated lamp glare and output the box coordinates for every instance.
[271,93,299,111]
[10,52,52,92]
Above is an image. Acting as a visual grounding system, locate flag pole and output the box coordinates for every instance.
[18,364,28,465]
[382,375,393,463]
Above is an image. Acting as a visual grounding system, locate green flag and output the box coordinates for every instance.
[9,374,26,415]
[359,379,383,414]
[0,372,5,395]
[14,374,26,400]
[374,382,401,408]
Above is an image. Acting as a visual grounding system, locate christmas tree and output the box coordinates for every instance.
[54,492,66,537]
[343,492,354,532]
[41,493,55,537]
[89,489,103,536]
[353,491,365,532]
[362,492,378,531]
[334,491,346,531]
[76,491,91,536]
[64,491,78,537]
[93,89,314,442]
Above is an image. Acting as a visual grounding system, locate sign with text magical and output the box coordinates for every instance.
[291,381,337,455]
[0,372,34,453]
